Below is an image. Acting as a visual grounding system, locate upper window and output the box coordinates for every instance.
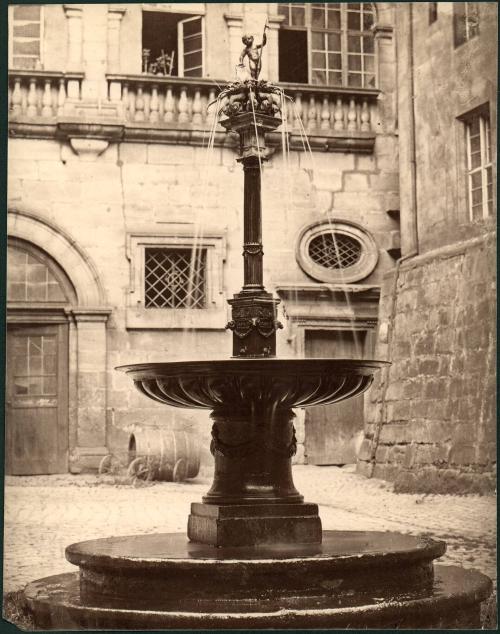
[428,2,438,24]
[277,3,376,88]
[142,11,204,77]
[463,109,493,221]
[9,4,43,70]
[454,2,479,47]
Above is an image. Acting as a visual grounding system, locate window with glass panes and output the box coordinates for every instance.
[465,111,493,221]
[277,3,376,88]
[10,4,43,70]
[454,2,479,47]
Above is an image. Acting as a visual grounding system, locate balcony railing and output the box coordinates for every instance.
[9,70,379,152]
[8,70,84,119]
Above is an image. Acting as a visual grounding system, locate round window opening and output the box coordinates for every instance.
[308,232,362,270]
[296,220,378,284]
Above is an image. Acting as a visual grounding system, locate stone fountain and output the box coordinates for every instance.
[25,56,491,630]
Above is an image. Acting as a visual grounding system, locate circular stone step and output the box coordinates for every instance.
[64,531,446,607]
[24,565,492,630]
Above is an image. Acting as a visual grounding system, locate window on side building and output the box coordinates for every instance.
[463,108,493,221]
[9,4,43,70]
[428,2,438,24]
[453,2,479,47]
[142,11,204,77]
[277,2,376,88]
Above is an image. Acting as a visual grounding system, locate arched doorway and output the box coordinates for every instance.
[6,238,77,474]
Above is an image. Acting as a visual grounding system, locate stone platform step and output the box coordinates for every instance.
[24,531,492,629]
[25,566,491,629]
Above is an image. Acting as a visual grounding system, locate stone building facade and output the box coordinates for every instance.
[7,2,400,474]
[357,2,497,493]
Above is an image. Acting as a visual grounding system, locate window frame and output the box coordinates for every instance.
[296,219,379,284]
[277,2,377,88]
[144,246,207,310]
[8,4,44,70]
[141,9,205,78]
[464,110,493,221]
[453,2,479,48]
[126,231,226,330]
[428,2,438,24]
[177,15,205,78]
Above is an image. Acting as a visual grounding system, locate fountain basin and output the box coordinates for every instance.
[116,358,388,411]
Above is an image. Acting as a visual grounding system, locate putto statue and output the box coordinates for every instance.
[238,28,267,80]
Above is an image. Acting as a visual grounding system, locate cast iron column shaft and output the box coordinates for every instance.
[243,157,264,292]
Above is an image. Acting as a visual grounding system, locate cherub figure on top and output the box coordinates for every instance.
[238,28,267,80]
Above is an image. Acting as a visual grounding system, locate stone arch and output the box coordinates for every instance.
[7,209,106,307]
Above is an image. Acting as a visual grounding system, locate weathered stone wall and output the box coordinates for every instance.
[8,130,398,470]
[358,232,496,493]
[407,2,497,253]
[7,2,399,473]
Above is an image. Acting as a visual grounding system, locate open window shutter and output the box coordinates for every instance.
[178,16,204,77]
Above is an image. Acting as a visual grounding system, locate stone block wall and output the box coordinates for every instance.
[358,231,496,493]
[8,127,398,472]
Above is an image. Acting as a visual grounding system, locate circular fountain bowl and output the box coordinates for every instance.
[116,358,389,410]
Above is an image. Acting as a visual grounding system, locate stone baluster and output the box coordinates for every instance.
[134,85,145,122]
[293,92,302,131]
[207,89,216,121]
[307,96,317,131]
[320,96,331,131]
[347,98,357,131]
[150,84,159,123]
[178,86,189,123]
[333,97,344,131]
[192,89,203,125]
[27,78,38,117]
[57,78,67,116]
[121,82,129,120]
[360,100,370,131]
[41,79,53,117]
[164,86,175,122]
[286,99,294,127]
[11,77,22,115]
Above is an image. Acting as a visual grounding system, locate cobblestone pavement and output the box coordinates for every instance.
[3,465,496,593]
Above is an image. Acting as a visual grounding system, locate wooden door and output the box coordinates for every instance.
[304,329,366,466]
[6,324,69,475]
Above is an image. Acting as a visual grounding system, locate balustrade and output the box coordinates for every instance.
[8,71,84,119]
[281,84,378,136]
[8,69,378,151]
[107,75,378,136]
[107,75,222,127]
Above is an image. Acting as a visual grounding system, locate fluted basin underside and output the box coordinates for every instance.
[117,359,388,411]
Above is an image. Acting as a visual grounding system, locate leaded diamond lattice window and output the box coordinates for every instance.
[144,248,206,309]
[308,233,362,269]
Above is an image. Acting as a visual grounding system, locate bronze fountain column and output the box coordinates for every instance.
[188,95,322,547]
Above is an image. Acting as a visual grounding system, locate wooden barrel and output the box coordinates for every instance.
[127,428,201,482]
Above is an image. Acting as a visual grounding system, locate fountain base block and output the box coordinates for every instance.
[187,502,322,547]
[24,531,492,630]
